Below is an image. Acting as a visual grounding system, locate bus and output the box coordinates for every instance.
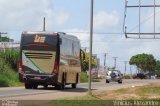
[19,31,85,90]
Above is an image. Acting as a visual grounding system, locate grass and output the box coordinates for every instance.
[48,95,113,106]
[95,83,160,100]
[80,72,101,83]
[0,58,21,87]
[80,72,88,83]
[0,48,19,71]
[0,49,22,87]
[22,83,160,106]
[0,69,22,87]
[136,86,160,96]
[50,100,113,106]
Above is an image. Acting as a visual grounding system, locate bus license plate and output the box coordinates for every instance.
[34,76,41,79]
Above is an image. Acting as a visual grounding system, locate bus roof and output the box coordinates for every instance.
[22,31,80,42]
[22,31,58,35]
[58,32,80,42]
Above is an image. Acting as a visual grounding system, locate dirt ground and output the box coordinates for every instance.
[93,83,160,100]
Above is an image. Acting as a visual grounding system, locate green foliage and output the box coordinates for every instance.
[50,100,114,106]
[136,86,160,96]
[129,53,156,72]
[155,60,160,77]
[81,52,97,72]
[0,49,21,87]
[108,67,116,71]
[80,72,88,83]
[0,48,19,71]
[0,58,21,87]
[0,71,20,87]
[0,37,13,42]
[123,75,131,79]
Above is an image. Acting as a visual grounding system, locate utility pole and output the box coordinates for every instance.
[130,66,132,79]
[104,53,107,70]
[124,61,128,76]
[97,58,100,71]
[81,47,89,52]
[113,57,118,69]
[84,48,87,52]
[84,47,88,52]
[88,0,94,95]
[43,17,46,31]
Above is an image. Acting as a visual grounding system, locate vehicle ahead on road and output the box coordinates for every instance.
[19,31,85,90]
[133,73,146,79]
[106,70,123,84]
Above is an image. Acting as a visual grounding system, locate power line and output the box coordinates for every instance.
[124,0,160,39]
[128,9,160,33]
[104,53,107,69]
[124,61,128,76]
[66,31,124,35]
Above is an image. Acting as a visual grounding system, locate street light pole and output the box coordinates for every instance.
[88,0,94,95]
[113,57,118,69]
[104,53,107,70]
[124,61,127,76]
[43,17,45,31]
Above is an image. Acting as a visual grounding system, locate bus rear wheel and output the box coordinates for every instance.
[33,84,38,89]
[72,84,77,88]
[61,73,66,90]
[43,84,48,88]
[55,84,64,90]
[25,83,32,89]
[61,84,65,90]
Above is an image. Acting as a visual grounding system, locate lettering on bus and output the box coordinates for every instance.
[34,35,46,43]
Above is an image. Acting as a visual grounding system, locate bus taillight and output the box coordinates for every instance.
[52,61,58,74]
[19,58,25,74]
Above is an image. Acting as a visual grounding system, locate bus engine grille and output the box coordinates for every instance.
[25,52,53,59]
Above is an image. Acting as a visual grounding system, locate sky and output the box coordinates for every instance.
[0,0,160,74]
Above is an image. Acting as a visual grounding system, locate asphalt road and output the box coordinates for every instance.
[0,79,159,100]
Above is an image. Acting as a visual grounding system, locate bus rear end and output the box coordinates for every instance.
[19,32,58,89]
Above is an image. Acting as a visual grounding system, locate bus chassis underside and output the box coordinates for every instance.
[19,73,78,90]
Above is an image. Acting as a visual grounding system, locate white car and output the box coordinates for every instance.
[106,70,122,84]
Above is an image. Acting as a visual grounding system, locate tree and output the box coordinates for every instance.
[129,53,156,75]
[81,52,97,72]
[0,37,13,42]
[155,60,160,77]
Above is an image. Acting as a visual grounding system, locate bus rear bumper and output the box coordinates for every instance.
[19,73,58,85]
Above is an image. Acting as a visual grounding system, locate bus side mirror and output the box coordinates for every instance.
[80,49,85,60]
[59,38,62,45]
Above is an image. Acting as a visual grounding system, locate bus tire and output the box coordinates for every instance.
[61,73,66,90]
[25,83,32,89]
[33,84,38,89]
[61,84,65,90]
[55,84,61,90]
[43,84,48,88]
[76,73,79,83]
[72,84,77,88]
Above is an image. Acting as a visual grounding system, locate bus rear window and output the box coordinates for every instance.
[21,34,57,51]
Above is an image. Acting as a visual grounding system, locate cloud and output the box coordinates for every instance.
[65,29,89,41]
[0,0,70,31]
[144,8,160,33]
[64,28,110,56]
[93,11,119,31]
